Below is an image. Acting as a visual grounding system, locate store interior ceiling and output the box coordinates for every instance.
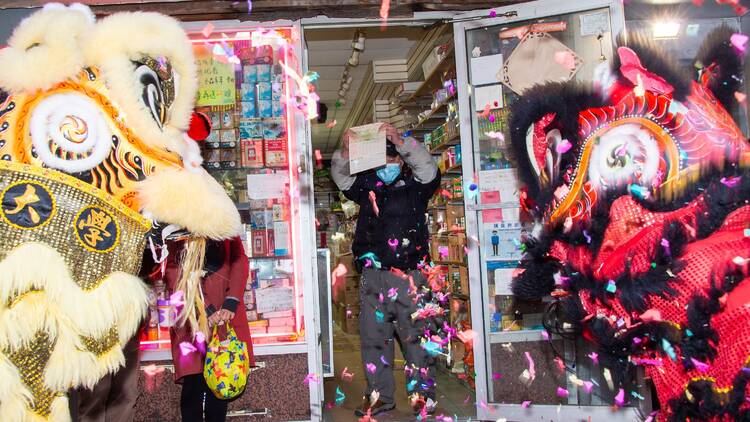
[306,26,426,155]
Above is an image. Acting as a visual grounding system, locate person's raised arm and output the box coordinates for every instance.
[380,123,438,184]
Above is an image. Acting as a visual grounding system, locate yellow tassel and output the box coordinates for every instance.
[174,237,208,336]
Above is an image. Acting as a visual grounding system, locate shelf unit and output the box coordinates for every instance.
[403,46,456,104]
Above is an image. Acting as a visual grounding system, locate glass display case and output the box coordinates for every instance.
[140,26,313,357]
[453,1,648,420]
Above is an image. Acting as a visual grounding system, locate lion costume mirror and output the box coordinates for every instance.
[0,4,241,421]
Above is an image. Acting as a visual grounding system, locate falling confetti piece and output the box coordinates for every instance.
[201,22,215,38]
[379,0,391,27]
[492,372,502,380]
[247,0,252,14]
[610,389,625,408]
[634,73,646,97]
[179,342,197,356]
[606,279,617,293]
[692,0,704,5]
[690,357,710,373]
[304,373,320,385]
[731,32,749,53]
[341,367,354,381]
[556,387,569,398]
[326,119,338,128]
[335,386,346,405]
[472,46,482,58]
[640,309,662,322]
[521,400,531,408]
[744,228,750,237]
[380,355,389,365]
[628,184,650,200]
[555,139,572,154]
[366,363,377,374]
[554,51,577,71]
[485,131,505,141]
[369,191,380,217]
[369,390,380,405]
[489,10,497,17]
[388,238,399,251]
[588,351,599,364]
[582,380,594,393]
[478,104,491,118]
[662,338,677,361]
[170,290,185,308]
[438,246,449,259]
[375,310,385,323]
[721,176,741,187]
[194,331,206,345]
[735,91,747,103]
[524,352,536,380]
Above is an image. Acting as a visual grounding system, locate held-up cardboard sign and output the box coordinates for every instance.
[348,122,386,174]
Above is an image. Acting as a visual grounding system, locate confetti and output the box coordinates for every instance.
[731,32,749,53]
[662,338,677,361]
[489,10,497,17]
[478,104,491,119]
[614,388,626,407]
[555,139,572,154]
[628,184,650,200]
[326,119,338,128]
[485,131,505,141]
[388,238,399,251]
[247,0,252,14]
[369,390,380,405]
[341,367,354,381]
[634,73,646,97]
[640,309,662,322]
[554,51,577,71]
[304,373,320,385]
[457,329,477,343]
[335,386,346,405]
[582,380,594,393]
[472,46,482,58]
[368,191,380,217]
[380,355,389,366]
[201,22,215,38]
[170,290,185,309]
[556,387,569,398]
[379,0,391,28]
[744,228,750,237]
[438,246,449,259]
[492,372,502,380]
[736,91,747,104]
[179,342,197,356]
[524,351,536,380]
[606,279,617,293]
[690,358,710,373]
[387,287,398,301]
[582,230,591,244]
[521,400,531,408]
[366,363,377,374]
[332,263,348,286]
[375,310,385,323]
[588,351,599,364]
[721,176,741,187]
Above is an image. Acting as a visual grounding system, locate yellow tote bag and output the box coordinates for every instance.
[203,324,250,399]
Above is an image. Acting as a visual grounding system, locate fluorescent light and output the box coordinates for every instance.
[652,21,681,39]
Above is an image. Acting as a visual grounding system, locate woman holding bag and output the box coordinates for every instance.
[162,236,254,422]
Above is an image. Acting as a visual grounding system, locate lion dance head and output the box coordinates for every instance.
[0,3,240,420]
[510,27,750,420]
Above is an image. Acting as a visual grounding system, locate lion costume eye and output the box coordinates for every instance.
[134,64,166,129]
[587,123,660,190]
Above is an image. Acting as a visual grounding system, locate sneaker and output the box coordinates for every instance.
[412,397,437,416]
[354,396,395,417]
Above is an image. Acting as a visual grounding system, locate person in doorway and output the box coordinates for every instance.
[163,236,254,422]
[491,230,500,256]
[331,123,441,417]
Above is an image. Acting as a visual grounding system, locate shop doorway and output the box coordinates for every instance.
[305,24,477,421]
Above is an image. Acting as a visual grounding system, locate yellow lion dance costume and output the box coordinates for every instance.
[0,4,241,421]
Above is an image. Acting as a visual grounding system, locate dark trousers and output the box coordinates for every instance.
[180,374,228,422]
[70,333,141,422]
[359,268,436,404]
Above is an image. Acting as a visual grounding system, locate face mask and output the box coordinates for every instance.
[376,163,402,185]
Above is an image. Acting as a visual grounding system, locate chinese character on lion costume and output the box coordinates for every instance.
[0,4,241,421]
[510,27,750,421]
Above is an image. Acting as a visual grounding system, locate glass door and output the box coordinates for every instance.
[453,1,651,420]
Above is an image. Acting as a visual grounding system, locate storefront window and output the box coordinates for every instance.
[464,8,635,407]
[141,27,306,355]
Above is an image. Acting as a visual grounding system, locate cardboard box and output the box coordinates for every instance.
[264,138,288,167]
[251,230,268,256]
[240,139,264,168]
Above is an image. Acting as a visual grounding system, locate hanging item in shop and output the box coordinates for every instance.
[501,30,583,95]
[508,26,750,420]
[0,4,241,421]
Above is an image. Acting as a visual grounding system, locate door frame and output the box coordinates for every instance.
[451,0,644,420]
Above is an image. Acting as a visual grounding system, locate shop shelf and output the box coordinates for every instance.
[248,255,292,260]
[410,94,456,130]
[403,47,456,104]
[443,163,462,174]
[428,133,460,154]
[433,260,467,266]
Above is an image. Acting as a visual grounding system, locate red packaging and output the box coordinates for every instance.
[251,230,268,256]
[264,138,288,168]
[240,139,264,168]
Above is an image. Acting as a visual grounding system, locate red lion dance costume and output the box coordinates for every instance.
[510,28,750,421]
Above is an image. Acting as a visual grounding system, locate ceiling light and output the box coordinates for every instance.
[652,21,681,39]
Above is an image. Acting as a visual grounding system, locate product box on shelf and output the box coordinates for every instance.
[204,149,221,170]
[273,221,290,256]
[204,130,221,149]
[251,229,270,256]
[264,138,288,167]
[240,100,256,119]
[219,147,238,169]
[239,120,263,139]
[219,129,237,148]
[207,111,221,129]
[220,110,235,129]
[240,138,264,168]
